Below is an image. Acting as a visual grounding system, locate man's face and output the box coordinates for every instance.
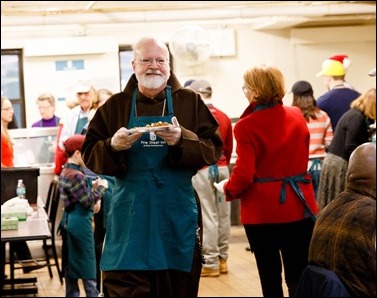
[76,90,94,112]
[132,43,170,90]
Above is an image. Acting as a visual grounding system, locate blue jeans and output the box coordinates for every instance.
[65,276,98,297]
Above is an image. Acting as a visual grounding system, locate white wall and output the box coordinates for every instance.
[2,24,376,125]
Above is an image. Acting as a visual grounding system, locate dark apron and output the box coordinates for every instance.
[60,204,96,279]
[101,86,197,272]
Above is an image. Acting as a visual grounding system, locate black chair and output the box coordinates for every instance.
[294,265,350,297]
[43,179,55,215]
[41,179,63,284]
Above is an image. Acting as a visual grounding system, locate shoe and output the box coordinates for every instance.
[23,264,46,274]
[201,267,220,277]
[17,260,46,274]
[219,258,228,274]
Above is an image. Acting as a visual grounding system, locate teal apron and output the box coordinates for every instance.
[101,86,197,272]
[59,166,97,279]
[75,115,88,135]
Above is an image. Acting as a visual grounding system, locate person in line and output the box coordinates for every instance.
[214,65,318,297]
[316,58,360,131]
[188,80,233,278]
[1,96,43,273]
[31,93,60,127]
[93,88,114,110]
[58,134,108,297]
[308,142,376,297]
[87,87,116,295]
[291,80,333,198]
[327,54,354,89]
[54,80,96,177]
[81,36,222,297]
[317,87,376,209]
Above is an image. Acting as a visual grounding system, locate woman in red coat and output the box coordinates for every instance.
[215,65,318,297]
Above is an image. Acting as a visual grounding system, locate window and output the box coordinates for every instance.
[1,49,26,128]
[119,46,134,91]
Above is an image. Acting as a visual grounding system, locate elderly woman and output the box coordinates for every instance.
[216,65,318,297]
[317,87,376,209]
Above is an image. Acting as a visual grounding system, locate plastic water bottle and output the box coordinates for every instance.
[16,179,26,200]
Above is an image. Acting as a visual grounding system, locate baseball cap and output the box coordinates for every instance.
[316,59,346,77]
[368,68,376,77]
[183,79,195,87]
[188,80,212,94]
[74,80,92,93]
[291,80,313,96]
[64,134,85,153]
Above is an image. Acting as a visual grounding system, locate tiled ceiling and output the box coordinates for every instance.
[1,1,376,29]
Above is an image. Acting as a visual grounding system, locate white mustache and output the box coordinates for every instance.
[146,70,162,75]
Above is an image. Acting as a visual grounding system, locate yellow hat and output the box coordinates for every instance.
[316,59,345,77]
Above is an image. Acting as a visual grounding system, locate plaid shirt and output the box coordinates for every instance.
[59,163,106,211]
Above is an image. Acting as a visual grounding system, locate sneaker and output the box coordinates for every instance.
[219,258,228,274]
[201,267,220,277]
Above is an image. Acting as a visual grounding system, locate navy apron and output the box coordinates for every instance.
[101,86,198,272]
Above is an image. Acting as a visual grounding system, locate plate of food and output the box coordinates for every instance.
[128,121,171,134]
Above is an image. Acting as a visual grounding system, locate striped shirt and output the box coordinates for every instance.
[307,110,333,158]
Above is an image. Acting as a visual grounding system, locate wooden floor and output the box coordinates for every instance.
[3,225,288,297]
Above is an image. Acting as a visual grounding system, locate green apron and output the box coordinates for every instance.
[101,86,197,272]
[75,116,88,134]
[60,193,96,279]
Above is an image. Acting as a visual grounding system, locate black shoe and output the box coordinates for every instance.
[245,246,254,253]
[17,260,46,274]
[23,264,46,274]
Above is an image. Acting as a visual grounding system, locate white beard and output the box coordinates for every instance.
[138,72,169,89]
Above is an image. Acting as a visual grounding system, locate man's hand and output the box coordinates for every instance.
[111,127,142,151]
[156,116,182,146]
[214,179,229,194]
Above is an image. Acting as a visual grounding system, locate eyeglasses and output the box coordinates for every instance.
[138,58,169,66]
[1,107,14,111]
[242,86,249,94]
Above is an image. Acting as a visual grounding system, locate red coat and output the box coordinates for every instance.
[1,133,13,167]
[207,104,233,166]
[225,103,318,224]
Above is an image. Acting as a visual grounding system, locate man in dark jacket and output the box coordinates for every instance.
[309,142,376,297]
[82,37,222,297]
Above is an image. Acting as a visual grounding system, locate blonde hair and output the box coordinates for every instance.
[93,88,113,109]
[350,88,376,120]
[243,65,286,105]
[1,96,12,145]
[36,92,56,108]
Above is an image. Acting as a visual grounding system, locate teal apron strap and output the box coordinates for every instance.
[255,173,316,222]
[75,116,88,134]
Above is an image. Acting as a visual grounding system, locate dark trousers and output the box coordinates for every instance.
[94,207,107,295]
[103,242,202,297]
[244,218,314,297]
